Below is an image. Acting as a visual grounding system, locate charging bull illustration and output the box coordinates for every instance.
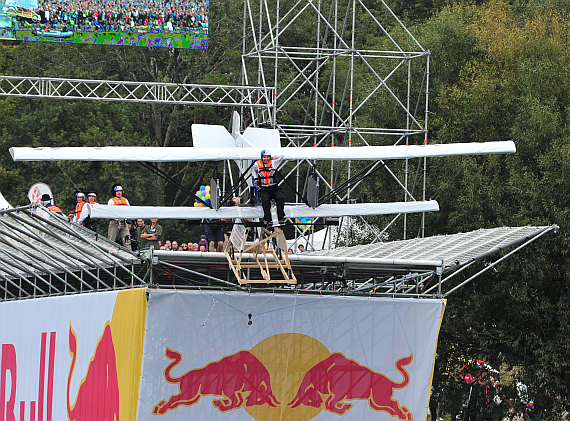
[288,353,413,420]
[152,348,280,415]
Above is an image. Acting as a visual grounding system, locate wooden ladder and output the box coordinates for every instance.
[224,225,297,285]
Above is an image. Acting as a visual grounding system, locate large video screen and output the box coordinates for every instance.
[0,0,208,48]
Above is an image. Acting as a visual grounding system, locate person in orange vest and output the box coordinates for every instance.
[40,193,64,217]
[107,185,131,250]
[73,192,89,225]
[84,192,100,234]
[252,149,285,226]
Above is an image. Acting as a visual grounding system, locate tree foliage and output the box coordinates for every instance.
[415,0,570,414]
[0,0,570,412]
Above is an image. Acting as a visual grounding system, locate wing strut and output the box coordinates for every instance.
[319,160,394,205]
[140,162,213,209]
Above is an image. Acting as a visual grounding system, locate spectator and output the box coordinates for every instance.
[135,219,146,249]
[197,235,208,252]
[172,240,179,251]
[181,243,188,251]
[84,192,100,234]
[107,185,131,250]
[73,192,89,225]
[140,218,162,250]
[298,244,305,253]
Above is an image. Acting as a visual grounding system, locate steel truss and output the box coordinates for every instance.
[0,3,556,300]
[238,0,430,241]
[145,225,557,297]
[0,76,275,108]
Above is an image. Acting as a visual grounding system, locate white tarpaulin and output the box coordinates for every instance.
[88,201,440,219]
[0,190,11,209]
[10,141,516,162]
[138,290,445,421]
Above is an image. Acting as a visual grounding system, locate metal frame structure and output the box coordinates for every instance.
[0,76,275,108]
[0,0,543,301]
[238,0,431,241]
[0,0,430,245]
[0,197,557,300]
[143,225,558,297]
[0,204,147,301]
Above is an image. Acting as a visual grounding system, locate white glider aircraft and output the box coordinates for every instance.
[10,114,516,221]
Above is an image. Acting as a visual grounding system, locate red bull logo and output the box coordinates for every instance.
[152,333,413,420]
[152,349,280,415]
[67,323,120,421]
[288,353,413,419]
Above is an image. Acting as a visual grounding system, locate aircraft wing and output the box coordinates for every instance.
[88,201,439,219]
[10,141,515,162]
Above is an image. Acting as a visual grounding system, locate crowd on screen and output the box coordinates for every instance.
[30,0,208,33]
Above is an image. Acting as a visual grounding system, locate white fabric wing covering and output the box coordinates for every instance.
[0,190,12,210]
[89,201,439,219]
[10,141,516,162]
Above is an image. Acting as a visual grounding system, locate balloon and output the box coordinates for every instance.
[206,185,211,191]
[200,185,205,191]
[205,193,211,200]
[194,202,199,207]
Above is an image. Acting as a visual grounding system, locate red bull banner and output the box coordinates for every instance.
[0,288,146,421]
[139,290,445,421]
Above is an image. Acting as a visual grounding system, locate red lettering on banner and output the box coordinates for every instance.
[1,331,56,421]
[1,343,17,421]
[38,333,46,421]
[46,333,55,421]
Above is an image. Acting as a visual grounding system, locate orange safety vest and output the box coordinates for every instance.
[111,197,128,206]
[256,159,276,186]
[75,201,88,217]
[48,205,63,214]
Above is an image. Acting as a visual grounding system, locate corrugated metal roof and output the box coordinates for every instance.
[307,226,551,269]
[0,205,144,300]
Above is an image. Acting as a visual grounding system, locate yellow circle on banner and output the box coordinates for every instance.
[245,333,330,421]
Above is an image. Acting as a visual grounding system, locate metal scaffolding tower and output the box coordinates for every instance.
[238,0,431,241]
[0,0,430,244]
